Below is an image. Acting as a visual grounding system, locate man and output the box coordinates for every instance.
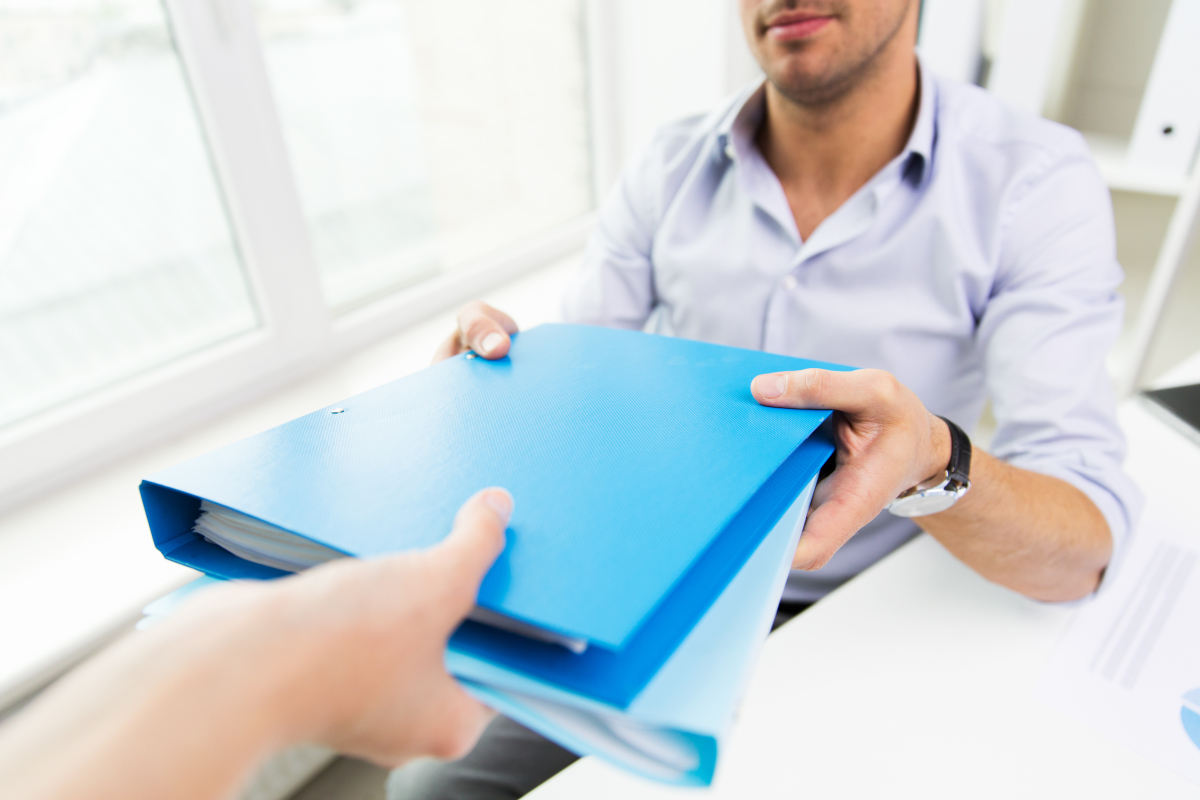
[390,0,1140,797]
[0,489,513,800]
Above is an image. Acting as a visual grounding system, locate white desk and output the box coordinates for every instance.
[529,377,1200,798]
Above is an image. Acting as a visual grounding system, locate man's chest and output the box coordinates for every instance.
[645,178,997,389]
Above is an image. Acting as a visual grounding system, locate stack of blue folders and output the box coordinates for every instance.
[140,324,843,785]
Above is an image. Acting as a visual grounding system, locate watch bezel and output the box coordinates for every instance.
[887,471,971,517]
[886,417,973,519]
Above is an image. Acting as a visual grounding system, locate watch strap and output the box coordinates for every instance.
[939,416,971,486]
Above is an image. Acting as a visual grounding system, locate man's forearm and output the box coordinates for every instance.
[748,367,1115,600]
[917,448,1112,601]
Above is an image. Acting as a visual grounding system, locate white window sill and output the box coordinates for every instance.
[0,256,578,710]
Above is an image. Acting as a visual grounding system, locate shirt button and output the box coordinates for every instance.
[725,142,736,160]
[782,275,798,290]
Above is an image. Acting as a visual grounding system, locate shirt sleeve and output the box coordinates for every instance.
[980,143,1143,595]
[561,137,664,329]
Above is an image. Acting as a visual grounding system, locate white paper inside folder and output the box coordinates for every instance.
[194,501,345,573]
[192,501,588,653]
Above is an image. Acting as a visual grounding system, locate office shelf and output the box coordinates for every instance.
[1084,133,1187,197]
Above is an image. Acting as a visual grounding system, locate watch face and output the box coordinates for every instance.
[889,490,959,518]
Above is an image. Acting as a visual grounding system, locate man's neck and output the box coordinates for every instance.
[756,49,920,241]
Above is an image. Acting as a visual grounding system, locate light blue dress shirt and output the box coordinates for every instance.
[563,66,1141,601]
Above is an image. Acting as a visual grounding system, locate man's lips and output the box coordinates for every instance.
[765,14,835,41]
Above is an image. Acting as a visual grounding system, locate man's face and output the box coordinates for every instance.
[739,0,916,107]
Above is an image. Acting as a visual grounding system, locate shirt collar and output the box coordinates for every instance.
[715,57,937,188]
[714,81,765,165]
[904,58,936,186]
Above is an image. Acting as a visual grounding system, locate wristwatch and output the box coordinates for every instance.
[887,416,972,518]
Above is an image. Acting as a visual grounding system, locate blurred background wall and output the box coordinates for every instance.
[0,0,1196,504]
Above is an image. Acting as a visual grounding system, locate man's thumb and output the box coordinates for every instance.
[427,488,511,604]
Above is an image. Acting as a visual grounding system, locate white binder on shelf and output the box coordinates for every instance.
[1128,0,1200,178]
[1119,0,1200,395]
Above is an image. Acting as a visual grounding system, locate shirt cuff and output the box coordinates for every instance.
[1002,454,1143,601]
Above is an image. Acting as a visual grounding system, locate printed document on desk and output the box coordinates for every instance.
[1038,502,1200,786]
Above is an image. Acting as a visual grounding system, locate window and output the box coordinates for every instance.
[0,0,256,429]
[253,0,593,311]
[0,0,597,508]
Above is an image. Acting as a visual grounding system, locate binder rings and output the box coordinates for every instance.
[140,323,843,784]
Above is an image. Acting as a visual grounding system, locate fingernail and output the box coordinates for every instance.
[481,489,513,525]
[756,374,786,399]
[481,332,504,355]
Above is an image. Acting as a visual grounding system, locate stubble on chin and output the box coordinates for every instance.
[751,0,908,109]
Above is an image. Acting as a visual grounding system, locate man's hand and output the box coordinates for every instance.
[750,367,1112,600]
[751,368,949,570]
[432,302,518,363]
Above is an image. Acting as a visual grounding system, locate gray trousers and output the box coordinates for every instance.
[387,601,810,800]
[386,714,578,800]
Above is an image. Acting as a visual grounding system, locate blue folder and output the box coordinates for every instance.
[143,475,810,784]
[140,324,844,780]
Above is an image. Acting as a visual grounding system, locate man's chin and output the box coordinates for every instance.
[767,62,860,107]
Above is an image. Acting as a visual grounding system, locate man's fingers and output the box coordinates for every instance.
[425,488,512,617]
[792,465,892,570]
[751,366,943,571]
[751,368,902,417]
[456,302,518,360]
[431,330,463,364]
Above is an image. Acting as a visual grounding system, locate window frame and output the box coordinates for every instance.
[0,0,603,511]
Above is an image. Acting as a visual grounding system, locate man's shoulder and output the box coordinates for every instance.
[649,107,724,151]
[931,78,1118,284]
[617,87,752,218]
[932,76,1096,184]
[637,88,748,169]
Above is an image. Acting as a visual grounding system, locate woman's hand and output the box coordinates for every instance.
[0,488,513,800]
